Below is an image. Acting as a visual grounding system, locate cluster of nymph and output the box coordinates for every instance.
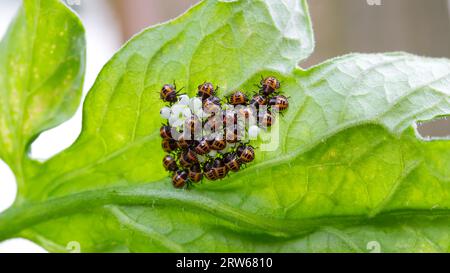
[159,76,288,189]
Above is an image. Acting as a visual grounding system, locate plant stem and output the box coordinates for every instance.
[0,185,312,241]
[0,188,118,241]
[2,184,450,244]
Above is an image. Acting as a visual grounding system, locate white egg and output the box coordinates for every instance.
[172,118,184,128]
[171,104,186,116]
[168,114,178,126]
[248,125,260,139]
[189,97,203,112]
[160,107,171,119]
[178,95,190,105]
[182,108,192,118]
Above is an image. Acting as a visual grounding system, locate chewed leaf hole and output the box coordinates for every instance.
[0,159,16,213]
[416,115,450,140]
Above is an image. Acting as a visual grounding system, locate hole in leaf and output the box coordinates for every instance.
[0,159,17,213]
[416,115,450,140]
[30,110,82,161]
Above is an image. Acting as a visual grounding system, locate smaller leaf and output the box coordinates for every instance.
[0,0,86,172]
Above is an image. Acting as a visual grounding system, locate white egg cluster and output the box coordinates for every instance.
[160,94,255,158]
[160,95,259,137]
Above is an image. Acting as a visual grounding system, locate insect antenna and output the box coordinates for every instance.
[176,86,185,94]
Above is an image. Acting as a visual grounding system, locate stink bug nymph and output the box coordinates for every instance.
[212,158,228,179]
[203,161,217,181]
[197,82,216,99]
[160,84,178,103]
[249,94,267,108]
[223,152,240,172]
[269,95,289,112]
[259,76,280,96]
[172,170,188,188]
[210,136,227,150]
[162,138,178,153]
[179,149,198,168]
[163,155,178,172]
[203,96,221,114]
[237,144,255,163]
[259,110,274,128]
[194,137,211,155]
[177,133,191,149]
[188,164,203,183]
[228,91,248,106]
[160,125,173,139]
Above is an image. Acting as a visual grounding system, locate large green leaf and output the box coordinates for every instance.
[0,0,449,253]
[0,0,85,188]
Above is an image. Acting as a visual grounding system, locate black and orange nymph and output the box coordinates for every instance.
[259,76,280,97]
[197,82,216,100]
[160,83,178,103]
[228,91,248,106]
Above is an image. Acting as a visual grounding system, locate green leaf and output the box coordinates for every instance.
[0,0,86,186]
[0,0,449,253]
